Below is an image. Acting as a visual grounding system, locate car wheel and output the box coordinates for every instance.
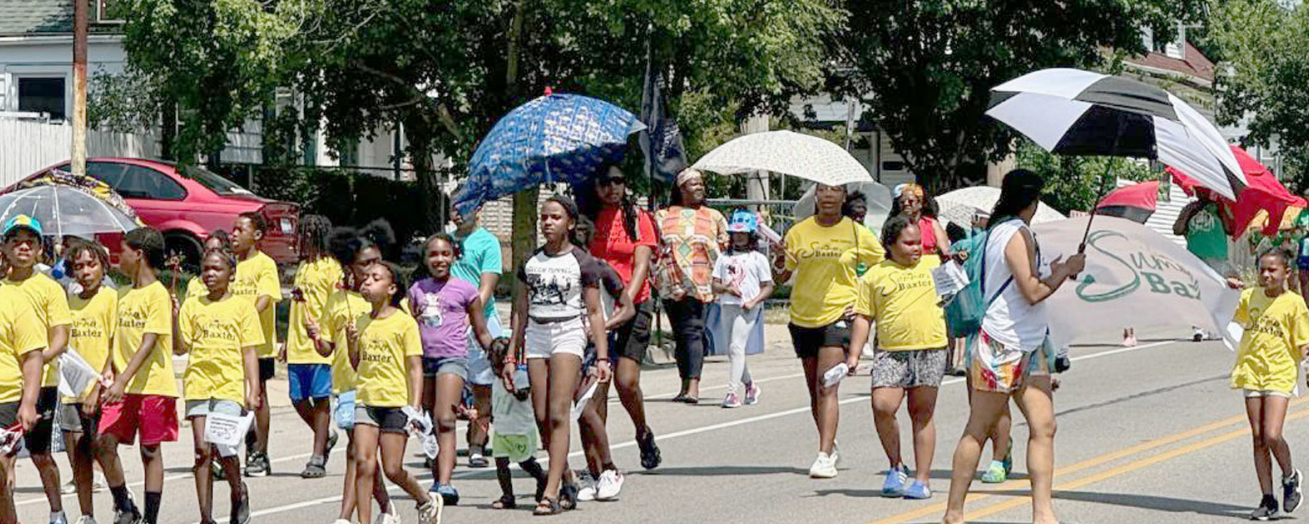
[164,232,203,274]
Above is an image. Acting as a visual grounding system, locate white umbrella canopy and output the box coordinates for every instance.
[691,130,873,186]
[792,181,893,231]
[0,185,140,238]
[936,186,1065,228]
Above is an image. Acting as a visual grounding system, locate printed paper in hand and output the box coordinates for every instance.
[572,380,600,421]
[1224,322,1245,352]
[421,432,440,459]
[57,349,100,399]
[204,412,254,447]
[931,261,970,298]
[401,405,433,435]
[822,363,849,388]
[0,426,22,455]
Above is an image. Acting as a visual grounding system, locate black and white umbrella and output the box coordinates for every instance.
[987,68,1246,200]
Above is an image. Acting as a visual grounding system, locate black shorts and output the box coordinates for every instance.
[611,301,653,362]
[0,402,17,430]
[24,387,59,454]
[789,321,851,359]
[258,358,275,382]
[356,406,408,434]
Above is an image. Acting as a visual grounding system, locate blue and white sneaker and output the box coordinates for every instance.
[903,480,932,500]
[429,483,459,506]
[881,465,910,497]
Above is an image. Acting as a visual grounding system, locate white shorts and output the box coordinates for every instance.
[1244,389,1292,399]
[525,317,587,360]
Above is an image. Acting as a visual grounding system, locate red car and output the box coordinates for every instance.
[10,158,300,268]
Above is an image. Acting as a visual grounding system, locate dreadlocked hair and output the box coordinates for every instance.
[64,238,109,272]
[298,215,333,260]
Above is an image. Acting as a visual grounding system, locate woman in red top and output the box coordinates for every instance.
[892,184,952,259]
[582,165,663,471]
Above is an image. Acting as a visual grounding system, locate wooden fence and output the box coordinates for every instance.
[0,118,160,187]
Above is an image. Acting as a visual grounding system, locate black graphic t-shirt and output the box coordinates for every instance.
[518,247,603,320]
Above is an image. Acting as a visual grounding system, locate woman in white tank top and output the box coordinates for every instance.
[943,170,1085,524]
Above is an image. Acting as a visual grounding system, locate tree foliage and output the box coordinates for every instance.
[1210,0,1309,191]
[1015,140,1162,215]
[835,0,1207,194]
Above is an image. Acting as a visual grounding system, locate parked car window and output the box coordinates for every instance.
[84,162,127,185]
[181,165,254,196]
[114,165,186,200]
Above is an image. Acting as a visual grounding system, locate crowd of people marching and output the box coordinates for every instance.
[0,162,1302,524]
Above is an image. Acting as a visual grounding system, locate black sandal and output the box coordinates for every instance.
[492,495,516,510]
[559,484,579,511]
[533,497,560,516]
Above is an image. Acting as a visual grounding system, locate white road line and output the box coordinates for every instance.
[232,339,1187,520]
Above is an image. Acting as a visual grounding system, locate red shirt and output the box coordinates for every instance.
[590,207,658,304]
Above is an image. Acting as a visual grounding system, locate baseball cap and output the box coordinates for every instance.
[2,215,43,238]
[727,210,758,234]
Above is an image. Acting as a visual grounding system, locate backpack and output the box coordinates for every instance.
[943,221,1015,338]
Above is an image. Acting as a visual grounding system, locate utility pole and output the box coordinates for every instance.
[72,0,89,178]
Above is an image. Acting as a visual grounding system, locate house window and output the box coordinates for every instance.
[17,77,65,121]
[95,0,125,22]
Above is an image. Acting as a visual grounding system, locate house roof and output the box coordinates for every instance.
[0,0,73,35]
[1125,41,1215,83]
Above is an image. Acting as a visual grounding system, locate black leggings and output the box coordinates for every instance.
[663,298,706,381]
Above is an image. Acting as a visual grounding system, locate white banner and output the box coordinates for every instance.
[1032,216,1240,347]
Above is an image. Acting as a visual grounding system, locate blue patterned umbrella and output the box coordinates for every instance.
[453,94,645,215]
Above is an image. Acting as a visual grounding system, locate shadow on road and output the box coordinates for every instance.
[634,465,809,477]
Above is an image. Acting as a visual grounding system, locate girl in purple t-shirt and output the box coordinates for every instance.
[408,233,495,503]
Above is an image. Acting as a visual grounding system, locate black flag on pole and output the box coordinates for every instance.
[639,59,686,184]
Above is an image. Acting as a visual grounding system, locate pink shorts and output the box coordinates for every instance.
[98,394,179,446]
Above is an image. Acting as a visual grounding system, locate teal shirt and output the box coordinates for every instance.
[451,228,503,321]
[1185,203,1227,260]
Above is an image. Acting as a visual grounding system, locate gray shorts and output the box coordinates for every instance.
[184,399,244,419]
[871,348,948,389]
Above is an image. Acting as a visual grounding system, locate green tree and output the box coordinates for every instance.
[1210,0,1309,191]
[835,0,1206,194]
[1015,140,1162,215]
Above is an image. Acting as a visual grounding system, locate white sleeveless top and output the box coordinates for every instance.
[981,220,1049,352]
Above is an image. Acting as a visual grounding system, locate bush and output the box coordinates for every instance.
[214,165,427,260]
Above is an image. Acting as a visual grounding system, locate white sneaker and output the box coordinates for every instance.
[809,452,838,478]
[832,440,842,466]
[73,516,97,524]
[417,492,442,524]
[380,501,402,524]
[576,470,597,501]
[332,520,351,524]
[61,479,77,495]
[595,469,623,501]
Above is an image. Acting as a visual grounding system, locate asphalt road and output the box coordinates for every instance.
[12,333,1296,524]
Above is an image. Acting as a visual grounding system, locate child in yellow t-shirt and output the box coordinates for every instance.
[230,212,282,475]
[345,261,441,524]
[62,239,119,522]
[174,248,261,524]
[0,281,49,524]
[2,215,72,521]
[1233,251,1309,519]
[848,215,947,500]
[102,227,178,524]
[286,216,343,478]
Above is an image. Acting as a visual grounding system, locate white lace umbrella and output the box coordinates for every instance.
[792,181,894,230]
[691,130,873,186]
[936,186,1065,228]
[0,185,140,238]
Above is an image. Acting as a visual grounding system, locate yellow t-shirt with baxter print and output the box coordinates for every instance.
[1231,288,1309,393]
[354,311,422,408]
[233,251,282,359]
[857,258,946,351]
[180,294,265,403]
[784,217,885,328]
[5,274,73,387]
[287,257,343,365]
[323,290,369,394]
[65,287,117,402]
[114,281,178,397]
[0,285,48,403]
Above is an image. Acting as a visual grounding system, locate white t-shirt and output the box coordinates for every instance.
[712,250,773,306]
[518,247,603,321]
[491,378,536,436]
[981,220,1050,352]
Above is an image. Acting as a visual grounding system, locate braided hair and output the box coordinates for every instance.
[298,215,333,260]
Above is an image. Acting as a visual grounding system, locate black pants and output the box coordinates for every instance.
[663,298,706,381]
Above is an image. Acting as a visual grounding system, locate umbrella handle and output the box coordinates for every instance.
[1079,158,1119,254]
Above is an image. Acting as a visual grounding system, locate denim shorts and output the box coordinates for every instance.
[422,356,469,380]
[465,313,504,386]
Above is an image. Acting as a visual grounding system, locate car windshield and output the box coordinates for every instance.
[180,165,255,196]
